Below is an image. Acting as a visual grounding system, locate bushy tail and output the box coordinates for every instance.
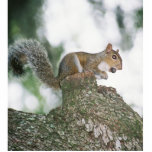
[8,39,60,89]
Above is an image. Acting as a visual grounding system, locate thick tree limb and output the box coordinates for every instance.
[8,72,143,150]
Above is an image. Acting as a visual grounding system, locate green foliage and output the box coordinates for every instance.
[41,38,64,76]
[8,0,64,113]
[116,6,125,29]
[134,8,143,29]
[88,0,105,14]
[88,0,143,51]
[8,0,44,44]
[20,68,46,114]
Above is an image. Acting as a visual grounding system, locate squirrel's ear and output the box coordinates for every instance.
[106,43,112,53]
[116,49,119,53]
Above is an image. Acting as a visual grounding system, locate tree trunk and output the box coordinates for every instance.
[8,72,143,151]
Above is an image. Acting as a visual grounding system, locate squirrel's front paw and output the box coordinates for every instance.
[100,72,108,80]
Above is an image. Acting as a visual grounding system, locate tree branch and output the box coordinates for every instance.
[8,72,143,150]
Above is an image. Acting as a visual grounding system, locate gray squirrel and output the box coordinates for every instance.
[9,39,122,89]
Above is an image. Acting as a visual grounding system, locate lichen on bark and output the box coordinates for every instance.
[8,72,143,151]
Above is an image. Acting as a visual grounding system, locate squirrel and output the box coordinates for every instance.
[8,39,122,89]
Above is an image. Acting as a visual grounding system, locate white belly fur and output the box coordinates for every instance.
[98,61,110,72]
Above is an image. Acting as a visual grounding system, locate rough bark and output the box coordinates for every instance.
[8,72,143,151]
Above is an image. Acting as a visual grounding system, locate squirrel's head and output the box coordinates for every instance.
[101,43,122,73]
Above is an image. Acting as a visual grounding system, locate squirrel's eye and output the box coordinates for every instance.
[112,55,117,59]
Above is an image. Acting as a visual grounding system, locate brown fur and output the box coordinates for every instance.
[58,43,122,82]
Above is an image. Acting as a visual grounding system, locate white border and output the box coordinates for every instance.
[0,0,7,151]
[1,0,152,151]
[143,0,152,151]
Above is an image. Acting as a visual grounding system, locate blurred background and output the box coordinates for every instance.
[8,0,143,116]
